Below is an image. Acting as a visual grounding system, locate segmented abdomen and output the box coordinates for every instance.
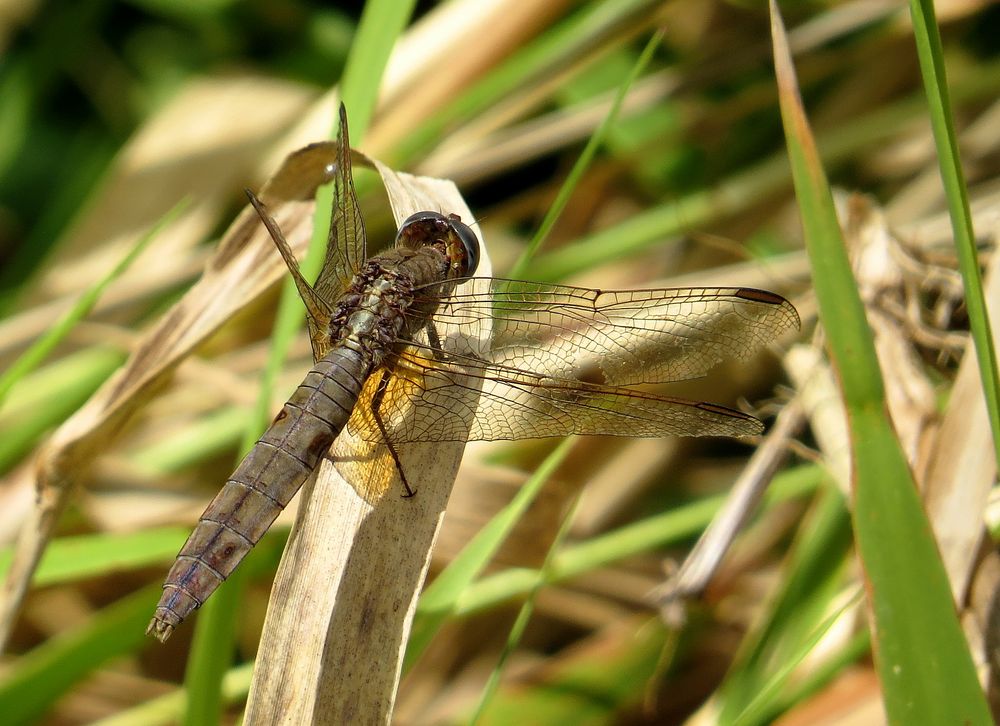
[147,344,368,641]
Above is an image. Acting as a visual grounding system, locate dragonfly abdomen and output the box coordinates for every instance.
[147,344,370,641]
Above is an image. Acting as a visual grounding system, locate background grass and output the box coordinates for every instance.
[1,1,999,723]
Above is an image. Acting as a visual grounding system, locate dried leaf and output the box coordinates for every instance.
[923,248,1000,603]
[244,155,490,725]
[0,141,338,651]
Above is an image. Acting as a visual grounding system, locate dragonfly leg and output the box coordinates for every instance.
[425,322,443,358]
[371,368,415,497]
[424,322,451,363]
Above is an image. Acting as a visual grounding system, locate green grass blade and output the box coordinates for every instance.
[0,585,160,725]
[909,0,1000,463]
[472,618,669,725]
[469,487,584,725]
[302,0,417,309]
[181,573,244,725]
[771,629,871,718]
[769,3,991,723]
[130,406,249,475]
[0,59,32,185]
[90,663,254,726]
[388,0,663,169]
[526,59,1000,282]
[0,527,189,586]
[179,6,418,722]
[0,527,284,590]
[0,131,116,316]
[456,465,821,616]
[732,590,864,726]
[339,0,417,143]
[719,484,854,723]
[404,437,575,672]
[508,29,664,277]
[0,199,187,405]
[0,347,125,474]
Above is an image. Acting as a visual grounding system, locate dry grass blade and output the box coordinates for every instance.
[1,77,313,360]
[0,143,342,652]
[844,195,996,610]
[844,196,940,472]
[923,246,1000,603]
[371,0,571,151]
[243,155,489,725]
[771,2,990,718]
[657,396,806,623]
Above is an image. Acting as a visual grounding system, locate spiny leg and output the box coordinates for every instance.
[425,322,448,362]
[425,321,491,370]
[370,368,414,497]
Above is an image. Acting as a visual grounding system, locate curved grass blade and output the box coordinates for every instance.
[0,200,187,405]
[769,3,991,723]
[404,437,575,672]
[179,4,417,722]
[508,29,664,277]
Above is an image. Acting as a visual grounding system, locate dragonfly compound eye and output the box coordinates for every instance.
[398,210,445,230]
[448,217,480,276]
[396,211,480,277]
[396,211,447,249]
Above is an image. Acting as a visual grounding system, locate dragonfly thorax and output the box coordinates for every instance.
[328,246,454,366]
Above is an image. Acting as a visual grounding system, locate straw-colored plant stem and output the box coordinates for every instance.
[244,158,490,724]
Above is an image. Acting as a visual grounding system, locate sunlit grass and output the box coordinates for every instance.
[1,1,997,723]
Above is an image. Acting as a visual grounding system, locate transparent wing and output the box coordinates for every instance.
[412,280,800,386]
[247,106,368,361]
[345,282,797,444]
[313,103,367,308]
[246,190,333,359]
[347,347,765,445]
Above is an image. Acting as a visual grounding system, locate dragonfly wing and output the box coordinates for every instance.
[313,103,367,307]
[346,347,763,445]
[246,190,333,360]
[345,281,797,444]
[424,281,799,387]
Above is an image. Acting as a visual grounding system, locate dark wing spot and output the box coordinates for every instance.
[735,288,786,305]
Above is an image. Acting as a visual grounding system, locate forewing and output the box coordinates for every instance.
[422,281,799,387]
[313,103,367,306]
[347,348,763,444]
[246,190,333,360]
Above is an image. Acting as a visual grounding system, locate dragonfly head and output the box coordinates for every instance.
[395,211,480,278]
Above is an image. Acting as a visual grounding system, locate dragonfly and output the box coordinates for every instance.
[147,105,799,642]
